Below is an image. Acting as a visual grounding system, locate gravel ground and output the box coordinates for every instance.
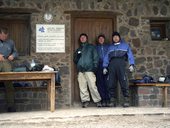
[0,114,170,128]
[0,107,170,128]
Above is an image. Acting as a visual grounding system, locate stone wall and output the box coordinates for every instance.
[130,86,165,107]
[0,87,63,112]
[0,0,170,111]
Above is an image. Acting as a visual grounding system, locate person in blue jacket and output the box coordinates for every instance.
[95,34,110,107]
[0,27,18,112]
[103,32,135,107]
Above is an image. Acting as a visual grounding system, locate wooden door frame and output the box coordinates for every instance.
[66,11,122,104]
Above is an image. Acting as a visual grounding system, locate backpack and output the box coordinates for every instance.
[165,75,170,83]
[142,75,154,83]
[129,75,154,84]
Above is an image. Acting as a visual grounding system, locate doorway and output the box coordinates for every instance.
[71,11,117,104]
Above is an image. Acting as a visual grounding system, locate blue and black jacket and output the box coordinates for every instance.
[103,39,135,68]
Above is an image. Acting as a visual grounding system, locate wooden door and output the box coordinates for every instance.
[72,16,115,103]
[74,18,113,46]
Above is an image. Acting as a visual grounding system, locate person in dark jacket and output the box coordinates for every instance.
[0,27,18,112]
[95,34,110,107]
[73,33,102,108]
[103,32,135,107]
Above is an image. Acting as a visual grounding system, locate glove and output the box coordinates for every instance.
[73,49,82,64]
[129,65,135,72]
[103,68,108,75]
[77,50,82,60]
[77,50,81,54]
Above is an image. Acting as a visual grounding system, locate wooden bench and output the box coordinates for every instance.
[0,71,56,112]
[130,83,170,107]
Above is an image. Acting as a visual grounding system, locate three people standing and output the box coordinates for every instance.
[74,32,135,108]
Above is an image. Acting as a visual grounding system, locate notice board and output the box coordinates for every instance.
[36,24,65,53]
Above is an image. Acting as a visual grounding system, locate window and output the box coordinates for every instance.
[0,15,30,56]
[150,20,170,41]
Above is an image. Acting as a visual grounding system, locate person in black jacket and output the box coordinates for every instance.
[73,33,102,108]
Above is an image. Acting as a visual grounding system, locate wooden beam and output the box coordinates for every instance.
[0,8,40,14]
[141,16,170,21]
[64,10,122,18]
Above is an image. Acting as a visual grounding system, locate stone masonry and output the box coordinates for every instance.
[0,0,170,111]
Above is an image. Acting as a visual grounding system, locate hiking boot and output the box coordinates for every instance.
[123,97,130,107]
[96,101,102,107]
[109,98,116,107]
[102,101,106,107]
[106,101,110,107]
[82,101,89,108]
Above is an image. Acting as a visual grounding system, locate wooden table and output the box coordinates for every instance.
[130,83,170,107]
[0,71,56,112]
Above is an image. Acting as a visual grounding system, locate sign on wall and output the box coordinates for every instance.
[36,24,65,53]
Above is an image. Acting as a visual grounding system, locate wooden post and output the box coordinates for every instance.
[163,87,168,107]
[50,73,55,112]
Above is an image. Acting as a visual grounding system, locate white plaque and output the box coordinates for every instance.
[36,24,65,53]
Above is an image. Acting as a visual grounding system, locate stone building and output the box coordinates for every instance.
[0,0,170,112]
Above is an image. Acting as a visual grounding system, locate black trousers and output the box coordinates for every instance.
[96,61,109,102]
[107,58,129,99]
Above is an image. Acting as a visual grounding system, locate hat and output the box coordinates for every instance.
[112,31,121,38]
